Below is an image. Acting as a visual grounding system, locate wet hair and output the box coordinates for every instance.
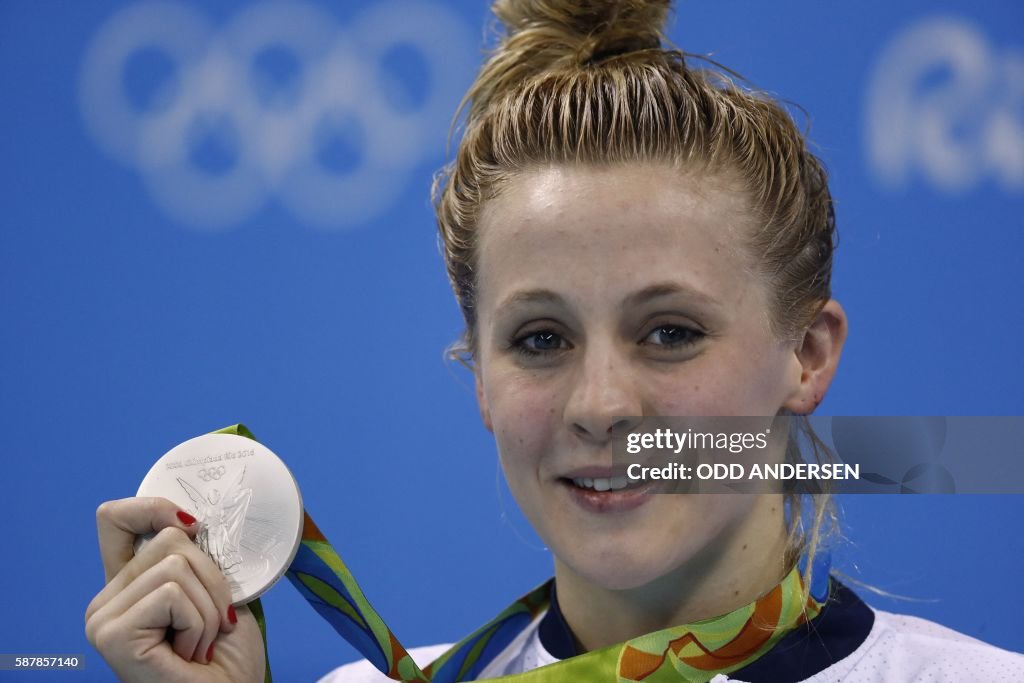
[433,0,839,599]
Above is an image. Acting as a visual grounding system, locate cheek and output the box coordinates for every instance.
[645,347,793,415]
[486,373,561,460]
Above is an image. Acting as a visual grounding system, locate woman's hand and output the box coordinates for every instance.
[85,497,266,682]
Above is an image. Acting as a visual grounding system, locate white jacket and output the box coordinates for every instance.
[319,606,1024,682]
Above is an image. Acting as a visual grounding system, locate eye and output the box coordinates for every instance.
[510,330,570,357]
[642,324,704,349]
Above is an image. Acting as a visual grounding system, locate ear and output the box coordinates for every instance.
[782,299,848,415]
[475,366,494,433]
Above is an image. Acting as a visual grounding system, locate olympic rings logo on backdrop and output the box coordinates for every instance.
[79,1,475,230]
[866,16,1023,194]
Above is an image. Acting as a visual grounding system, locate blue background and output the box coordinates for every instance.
[1,0,1022,680]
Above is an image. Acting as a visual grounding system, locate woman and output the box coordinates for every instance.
[85,0,1023,681]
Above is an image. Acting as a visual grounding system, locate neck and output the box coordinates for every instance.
[553,494,792,652]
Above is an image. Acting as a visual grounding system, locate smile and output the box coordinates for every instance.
[569,475,644,492]
[559,474,661,513]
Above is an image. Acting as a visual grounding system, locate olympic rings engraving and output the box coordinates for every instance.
[197,465,227,481]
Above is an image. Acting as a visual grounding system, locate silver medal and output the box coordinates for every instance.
[135,433,304,605]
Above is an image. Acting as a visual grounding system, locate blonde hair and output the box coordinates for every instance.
[433,0,840,596]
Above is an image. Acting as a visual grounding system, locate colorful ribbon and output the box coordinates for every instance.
[216,425,830,682]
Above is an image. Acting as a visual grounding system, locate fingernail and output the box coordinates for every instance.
[227,604,237,625]
[176,510,197,526]
[207,642,215,663]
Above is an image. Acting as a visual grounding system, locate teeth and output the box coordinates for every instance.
[571,476,632,491]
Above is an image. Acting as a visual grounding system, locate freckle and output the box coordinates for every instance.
[770,507,776,513]
[692,385,700,392]
[733,590,740,596]
[742,544,747,551]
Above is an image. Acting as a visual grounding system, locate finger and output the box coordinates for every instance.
[87,553,222,663]
[88,526,237,633]
[96,497,199,583]
[143,582,205,663]
[91,581,204,668]
[88,525,192,620]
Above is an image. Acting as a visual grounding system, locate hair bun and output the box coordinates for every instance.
[492,0,671,64]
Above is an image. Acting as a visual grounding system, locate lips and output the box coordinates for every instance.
[561,465,634,479]
[558,465,661,513]
[570,475,634,492]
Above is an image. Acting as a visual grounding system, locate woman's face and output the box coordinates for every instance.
[472,163,813,591]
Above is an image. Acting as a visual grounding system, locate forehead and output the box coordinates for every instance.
[475,163,759,308]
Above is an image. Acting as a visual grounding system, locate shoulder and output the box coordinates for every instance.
[317,644,454,683]
[802,608,1024,682]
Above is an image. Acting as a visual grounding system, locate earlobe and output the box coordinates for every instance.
[782,300,848,415]
[475,370,494,433]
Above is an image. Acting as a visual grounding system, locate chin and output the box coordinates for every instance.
[556,537,690,592]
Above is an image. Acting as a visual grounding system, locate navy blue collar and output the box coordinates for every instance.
[537,582,579,659]
[538,578,874,681]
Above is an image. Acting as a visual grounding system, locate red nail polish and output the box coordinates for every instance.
[176,510,197,526]
[207,642,215,662]
[227,604,237,625]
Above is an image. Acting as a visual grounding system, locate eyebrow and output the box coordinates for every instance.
[497,281,721,312]
[623,282,721,309]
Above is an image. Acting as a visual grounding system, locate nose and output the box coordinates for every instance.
[564,341,643,444]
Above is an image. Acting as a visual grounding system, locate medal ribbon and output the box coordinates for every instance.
[217,425,830,683]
